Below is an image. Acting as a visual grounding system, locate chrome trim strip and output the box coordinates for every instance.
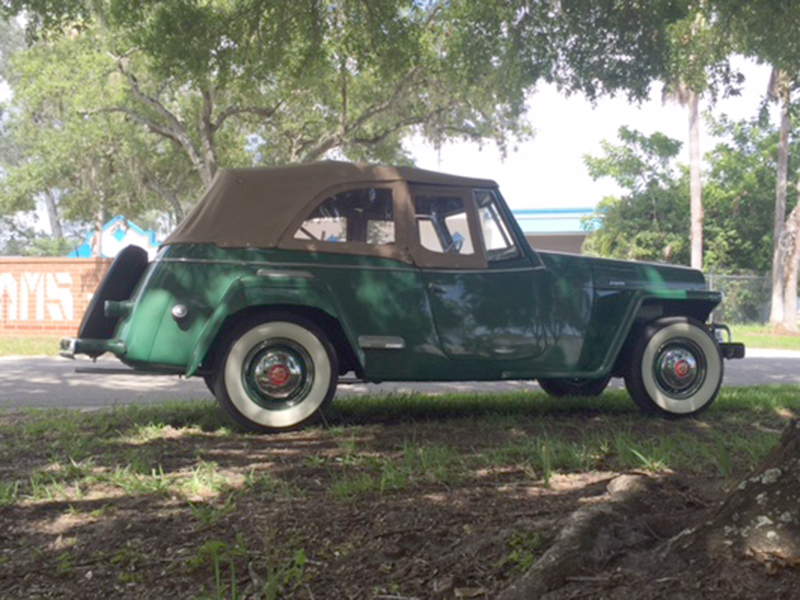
[358,335,406,350]
[159,256,538,276]
[256,269,314,279]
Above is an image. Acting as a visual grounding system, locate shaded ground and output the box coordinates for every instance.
[1,391,799,599]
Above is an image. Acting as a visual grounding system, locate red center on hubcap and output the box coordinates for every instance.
[268,365,290,386]
[674,359,690,378]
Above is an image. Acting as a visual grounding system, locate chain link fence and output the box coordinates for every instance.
[706,274,772,325]
[705,274,800,325]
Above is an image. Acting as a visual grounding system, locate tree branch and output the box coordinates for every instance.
[108,52,210,186]
[86,107,182,147]
[199,89,218,181]
[213,102,284,132]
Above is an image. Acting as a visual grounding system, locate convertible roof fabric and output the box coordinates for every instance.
[164,161,497,248]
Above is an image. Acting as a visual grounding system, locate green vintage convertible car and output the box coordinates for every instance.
[61,162,744,431]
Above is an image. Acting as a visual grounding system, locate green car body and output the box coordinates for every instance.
[61,162,744,431]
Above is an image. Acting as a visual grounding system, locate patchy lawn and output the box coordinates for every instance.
[731,324,800,351]
[1,387,799,599]
[0,336,61,357]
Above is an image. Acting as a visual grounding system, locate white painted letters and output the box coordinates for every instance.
[0,272,74,322]
[0,273,18,321]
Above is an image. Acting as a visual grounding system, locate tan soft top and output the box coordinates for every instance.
[164,161,497,248]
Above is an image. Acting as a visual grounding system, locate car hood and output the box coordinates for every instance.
[538,251,708,292]
[587,255,708,291]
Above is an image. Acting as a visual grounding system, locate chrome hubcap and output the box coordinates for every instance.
[654,340,705,398]
[243,340,314,407]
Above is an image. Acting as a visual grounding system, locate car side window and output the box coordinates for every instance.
[294,188,395,245]
[474,189,520,261]
[413,194,475,256]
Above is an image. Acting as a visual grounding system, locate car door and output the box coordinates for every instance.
[410,185,549,362]
[282,181,448,380]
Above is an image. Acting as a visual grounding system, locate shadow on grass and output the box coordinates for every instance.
[1,386,799,600]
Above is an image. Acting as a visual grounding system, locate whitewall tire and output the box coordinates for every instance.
[625,317,723,417]
[213,317,338,432]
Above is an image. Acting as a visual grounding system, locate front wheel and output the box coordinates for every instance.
[538,376,611,397]
[212,316,338,432]
[625,317,723,417]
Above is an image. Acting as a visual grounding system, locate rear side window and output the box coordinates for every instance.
[413,194,475,256]
[294,188,395,245]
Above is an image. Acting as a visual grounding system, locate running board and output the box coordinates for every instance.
[75,366,183,376]
[74,366,369,383]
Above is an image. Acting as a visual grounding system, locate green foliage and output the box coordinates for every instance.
[710,1,800,72]
[0,0,709,250]
[585,115,800,272]
[663,3,741,101]
[703,114,800,273]
[2,1,539,189]
[0,21,200,241]
[456,0,690,103]
[495,530,544,573]
[0,0,550,245]
[583,127,690,263]
[708,274,771,324]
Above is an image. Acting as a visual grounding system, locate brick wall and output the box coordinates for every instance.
[0,258,111,337]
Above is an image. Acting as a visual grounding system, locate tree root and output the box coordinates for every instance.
[498,474,655,600]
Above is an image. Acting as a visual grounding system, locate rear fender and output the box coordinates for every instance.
[185,275,361,376]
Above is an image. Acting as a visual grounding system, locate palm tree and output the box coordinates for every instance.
[663,81,704,271]
[768,68,792,326]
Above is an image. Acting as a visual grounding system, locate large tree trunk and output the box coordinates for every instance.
[669,420,800,569]
[688,89,704,271]
[199,89,219,185]
[42,190,63,239]
[782,202,800,332]
[91,203,105,258]
[770,71,791,325]
[501,422,800,598]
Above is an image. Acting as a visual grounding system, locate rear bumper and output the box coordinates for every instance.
[59,337,126,359]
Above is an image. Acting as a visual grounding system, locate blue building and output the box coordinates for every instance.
[68,216,160,259]
[511,207,599,254]
[69,211,594,259]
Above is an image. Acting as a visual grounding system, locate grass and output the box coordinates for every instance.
[1,386,799,598]
[2,387,799,504]
[0,324,796,359]
[0,336,61,357]
[730,324,800,350]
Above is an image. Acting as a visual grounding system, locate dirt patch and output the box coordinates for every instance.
[1,406,798,599]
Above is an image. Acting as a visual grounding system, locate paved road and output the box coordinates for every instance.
[1,348,799,411]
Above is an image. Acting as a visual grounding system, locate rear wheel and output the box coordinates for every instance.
[212,316,338,432]
[537,376,611,397]
[625,317,722,417]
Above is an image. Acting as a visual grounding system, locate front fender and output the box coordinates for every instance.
[186,274,353,376]
[582,288,722,377]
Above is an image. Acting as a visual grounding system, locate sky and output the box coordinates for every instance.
[410,58,774,211]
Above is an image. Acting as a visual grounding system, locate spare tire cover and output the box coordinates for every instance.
[77,245,150,340]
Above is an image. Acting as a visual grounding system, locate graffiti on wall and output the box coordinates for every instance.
[0,273,75,322]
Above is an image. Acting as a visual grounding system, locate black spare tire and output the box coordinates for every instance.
[78,245,149,340]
